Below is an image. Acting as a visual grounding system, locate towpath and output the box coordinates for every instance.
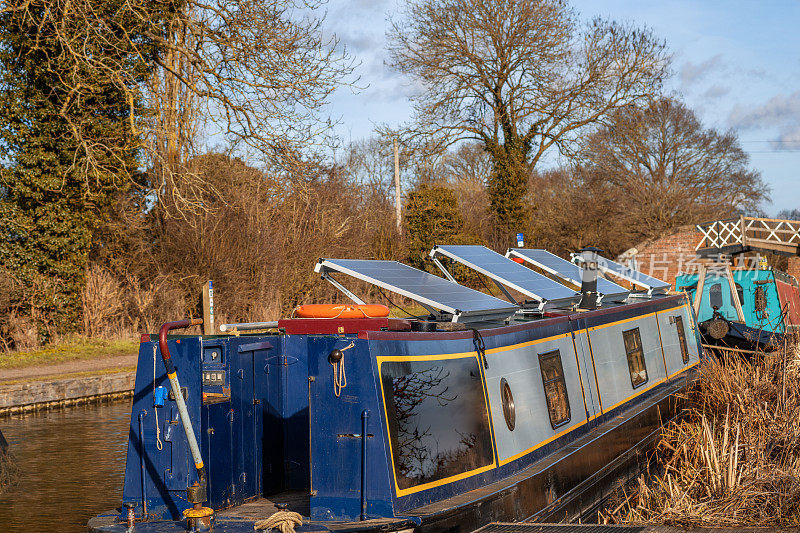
[0,354,137,383]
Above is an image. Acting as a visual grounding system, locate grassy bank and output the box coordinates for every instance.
[602,342,800,528]
[0,337,139,370]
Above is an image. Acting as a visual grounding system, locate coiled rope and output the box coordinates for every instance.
[332,341,353,397]
[253,510,303,533]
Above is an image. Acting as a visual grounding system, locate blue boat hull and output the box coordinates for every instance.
[89,294,703,532]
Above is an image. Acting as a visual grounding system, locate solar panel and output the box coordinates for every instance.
[507,249,630,302]
[315,258,519,323]
[430,245,579,308]
[571,254,670,294]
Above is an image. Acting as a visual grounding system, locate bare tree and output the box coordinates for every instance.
[575,98,770,243]
[8,0,356,215]
[777,209,800,221]
[386,0,669,230]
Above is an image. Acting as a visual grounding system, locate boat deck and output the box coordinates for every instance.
[215,491,413,532]
[216,490,310,519]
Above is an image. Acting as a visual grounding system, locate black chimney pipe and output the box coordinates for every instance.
[578,246,603,309]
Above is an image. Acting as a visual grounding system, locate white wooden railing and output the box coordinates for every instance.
[696,216,800,255]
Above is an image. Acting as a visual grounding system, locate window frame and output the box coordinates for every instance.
[537,349,571,429]
[378,356,496,493]
[622,328,648,389]
[674,315,690,364]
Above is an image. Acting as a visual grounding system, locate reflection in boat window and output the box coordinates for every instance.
[538,350,570,428]
[623,328,648,388]
[675,315,689,364]
[381,357,494,491]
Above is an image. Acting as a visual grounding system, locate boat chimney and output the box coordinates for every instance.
[578,246,602,309]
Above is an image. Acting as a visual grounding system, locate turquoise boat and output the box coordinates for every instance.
[675,268,800,349]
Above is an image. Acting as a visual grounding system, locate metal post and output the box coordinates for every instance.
[394,138,401,234]
[202,281,214,335]
[138,411,148,518]
[360,409,370,521]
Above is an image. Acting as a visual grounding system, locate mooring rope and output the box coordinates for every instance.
[332,341,353,397]
[253,510,303,533]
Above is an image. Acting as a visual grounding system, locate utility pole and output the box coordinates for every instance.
[394,137,401,234]
[202,280,214,335]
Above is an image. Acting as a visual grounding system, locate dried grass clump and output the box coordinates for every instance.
[602,342,800,527]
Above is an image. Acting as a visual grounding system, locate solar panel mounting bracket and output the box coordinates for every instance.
[319,271,367,305]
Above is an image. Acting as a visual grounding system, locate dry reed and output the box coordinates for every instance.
[602,341,800,527]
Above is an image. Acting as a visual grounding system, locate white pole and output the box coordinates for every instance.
[394,137,401,234]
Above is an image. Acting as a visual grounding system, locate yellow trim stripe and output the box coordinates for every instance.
[167,372,177,380]
[586,304,685,332]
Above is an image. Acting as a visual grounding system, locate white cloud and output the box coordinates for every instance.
[729,91,800,150]
[680,54,725,85]
[702,84,730,99]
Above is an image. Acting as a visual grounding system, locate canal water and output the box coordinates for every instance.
[0,401,131,532]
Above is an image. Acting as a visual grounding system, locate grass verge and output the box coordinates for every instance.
[0,337,139,370]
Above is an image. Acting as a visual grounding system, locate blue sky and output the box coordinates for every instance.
[324,0,800,216]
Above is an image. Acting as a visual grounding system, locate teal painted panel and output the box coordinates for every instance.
[676,270,785,334]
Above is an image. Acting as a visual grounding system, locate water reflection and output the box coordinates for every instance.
[0,401,130,532]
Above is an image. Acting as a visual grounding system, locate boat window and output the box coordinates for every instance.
[500,378,515,431]
[622,328,648,388]
[709,283,723,309]
[380,357,494,491]
[675,315,689,364]
[538,350,571,428]
[735,283,744,307]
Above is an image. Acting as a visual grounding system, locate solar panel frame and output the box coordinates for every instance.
[315,258,519,323]
[430,245,580,308]
[507,248,630,302]
[571,254,670,292]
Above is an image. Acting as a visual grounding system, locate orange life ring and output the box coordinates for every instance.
[293,304,390,319]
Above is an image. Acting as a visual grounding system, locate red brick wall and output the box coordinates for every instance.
[615,226,708,290]
[788,257,800,284]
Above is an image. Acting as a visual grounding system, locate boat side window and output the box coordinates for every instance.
[622,328,648,388]
[380,357,494,491]
[538,350,570,429]
[735,283,744,307]
[709,283,723,309]
[674,316,689,364]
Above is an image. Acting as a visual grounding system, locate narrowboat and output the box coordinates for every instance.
[676,266,800,350]
[89,246,702,533]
